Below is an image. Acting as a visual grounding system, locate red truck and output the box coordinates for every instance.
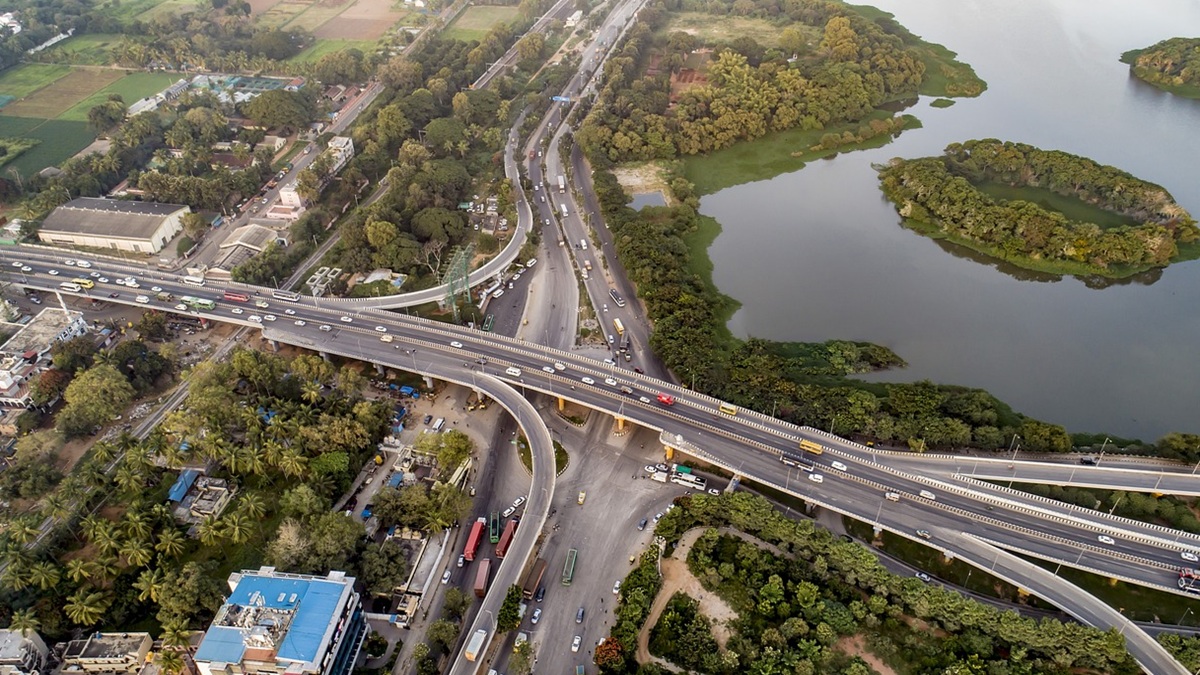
[464,517,486,562]
[474,558,492,598]
[496,519,518,559]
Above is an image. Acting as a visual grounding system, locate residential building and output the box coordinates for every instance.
[325,137,354,175]
[0,629,49,675]
[169,471,236,525]
[60,633,152,675]
[0,308,88,361]
[38,198,189,254]
[194,568,366,675]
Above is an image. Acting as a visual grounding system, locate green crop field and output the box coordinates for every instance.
[100,0,173,21]
[0,116,95,177]
[443,5,518,42]
[289,38,378,62]
[0,64,72,100]
[138,0,204,20]
[1,68,123,119]
[42,34,126,66]
[59,72,182,121]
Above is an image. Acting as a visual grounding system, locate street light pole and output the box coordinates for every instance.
[1098,436,1111,465]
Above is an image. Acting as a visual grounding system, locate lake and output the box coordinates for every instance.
[699,0,1200,440]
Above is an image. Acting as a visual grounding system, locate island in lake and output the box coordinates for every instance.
[877,139,1198,278]
[1121,37,1200,99]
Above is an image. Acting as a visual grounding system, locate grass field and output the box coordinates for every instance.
[443,5,519,42]
[284,0,354,32]
[2,68,124,119]
[59,72,181,121]
[42,34,126,66]
[661,11,800,48]
[289,38,378,62]
[258,0,314,28]
[0,116,95,177]
[138,0,205,20]
[0,64,72,100]
[104,0,174,21]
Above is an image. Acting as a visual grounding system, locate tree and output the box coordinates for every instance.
[52,336,98,373]
[29,368,70,407]
[134,568,166,603]
[136,311,170,341]
[57,364,136,437]
[516,33,545,62]
[427,619,460,653]
[441,587,469,621]
[156,529,187,559]
[27,561,60,591]
[7,608,40,635]
[156,561,222,625]
[304,512,364,572]
[359,540,409,595]
[510,640,535,675]
[496,584,523,632]
[65,587,113,625]
[242,90,314,132]
[221,513,253,544]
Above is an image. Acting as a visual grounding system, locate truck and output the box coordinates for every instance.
[558,175,566,193]
[464,629,487,661]
[521,558,547,599]
[474,558,492,597]
[155,291,174,302]
[496,519,518,558]
[464,517,486,561]
[673,464,692,474]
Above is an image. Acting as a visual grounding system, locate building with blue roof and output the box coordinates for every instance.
[194,567,366,675]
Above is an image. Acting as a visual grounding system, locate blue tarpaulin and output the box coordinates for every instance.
[388,473,403,488]
[168,469,199,502]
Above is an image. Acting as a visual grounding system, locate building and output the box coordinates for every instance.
[208,224,286,278]
[325,137,354,176]
[0,629,49,675]
[169,471,236,526]
[38,198,190,254]
[60,633,152,675]
[0,308,88,361]
[194,568,366,675]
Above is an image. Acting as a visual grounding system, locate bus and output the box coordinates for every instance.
[610,289,626,308]
[481,281,502,301]
[272,289,300,302]
[560,203,568,218]
[562,548,578,586]
[223,290,250,303]
[613,318,625,336]
[71,278,94,289]
[718,402,737,416]
[181,296,216,310]
[182,276,206,287]
[780,450,815,472]
[482,314,495,332]
[799,439,825,455]
[58,282,82,292]
[489,512,501,544]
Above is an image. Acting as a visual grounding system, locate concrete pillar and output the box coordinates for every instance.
[266,339,279,352]
[615,416,625,432]
[319,351,330,362]
[664,444,674,460]
[423,375,434,388]
[558,397,565,411]
[474,386,483,401]
[374,363,385,376]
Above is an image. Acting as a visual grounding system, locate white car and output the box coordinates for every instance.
[808,473,824,484]
[707,488,721,495]
[612,581,621,595]
[231,307,244,314]
[319,325,332,331]
[457,555,465,568]
[502,506,516,518]
[542,366,555,373]
[512,273,521,282]
[644,465,657,473]
[9,261,20,267]
[340,316,352,323]
[97,277,108,283]
[639,396,651,404]
[89,271,100,278]
[581,377,595,385]
[248,315,263,323]
[531,608,541,624]
[294,320,307,326]
[512,496,526,508]
[554,362,566,371]
[48,269,59,276]
[114,278,125,285]
[76,261,91,268]
[652,512,663,523]
[831,461,848,471]
[1098,535,1115,545]
[151,286,163,292]
[374,326,387,333]
[1183,552,1199,563]
[450,341,464,348]
[441,570,451,584]
[174,304,187,311]
[604,378,617,386]
[284,309,296,315]
[21,266,31,272]
[571,636,582,653]
[64,260,75,266]
[263,315,277,322]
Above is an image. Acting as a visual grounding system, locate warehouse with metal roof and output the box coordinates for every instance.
[37,197,189,254]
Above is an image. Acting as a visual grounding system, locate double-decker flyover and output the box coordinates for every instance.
[3,254,1198,673]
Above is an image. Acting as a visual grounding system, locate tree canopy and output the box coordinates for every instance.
[1121,38,1200,98]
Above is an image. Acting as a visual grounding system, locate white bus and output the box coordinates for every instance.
[182,275,206,286]
[560,203,568,218]
[58,282,82,292]
[671,473,707,490]
[272,289,301,302]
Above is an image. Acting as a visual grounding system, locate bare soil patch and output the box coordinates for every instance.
[314,0,405,39]
[3,68,123,119]
[610,162,671,200]
[248,0,285,15]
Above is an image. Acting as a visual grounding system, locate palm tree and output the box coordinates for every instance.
[120,538,154,568]
[80,514,106,541]
[7,608,40,635]
[158,649,184,675]
[221,514,253,545]
[41,493,71,520]
[134,568,166,603]
[91,521,122,556]
[92,555,120,583]
[114,464,145,494]
[161,620,192,650]
[277,448,307,479]
[198,516,224,547]
[301,380,322,405]
[28,561,60,591]
[65,558,95,583]
[156,529,186,559]
[7,520,41,545]
[0,564,31,592]
[64,587,113,626]
[124,512,152,541]
[238,494,266,520]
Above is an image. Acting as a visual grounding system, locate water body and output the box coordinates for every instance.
[701,0,1200,440]
[630,191,668,209]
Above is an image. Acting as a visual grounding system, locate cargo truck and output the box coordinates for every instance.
[558,175,566,193]
[496,519,518,558]
[465,629,487,661]
[474,558,492,597]
[464,517,486,561]
[521,558,547,599]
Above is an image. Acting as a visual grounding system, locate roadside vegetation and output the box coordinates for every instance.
[1121,37,1200,100]
[877,139,1199,278]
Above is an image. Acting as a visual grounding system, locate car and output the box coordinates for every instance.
[450,341,464,348]
[374,326,388,333]
[64,260,75,266]
[581,377,595,385]
[526,258,537,267]
[652,512,664,523]
[571,636,582,653]
[114,278,126,285]
[284,309,296,315]
[108,292,120,298]
[319,325,332,331]
[657,393,674,405]
[1183,552,1200,563]
[231,307,244,314]
[340,316,352,323]
[512,496,526,508]
[577,491,586,504]
[708,488,721,495]
[126,281,139,288]
[502,506,516,518]
[9,262,19,267]
[294,320,306,326]
[575,607,585,623]
[915,572,932,583]
[97,277,108,283]
[531,608,542,625]
[151,286,163,292]
[174,304,187,311]
[554,362,566,371]
[607,334,615,344]
[494,289,505,298]
[634,367,645,374]
[535,586,546,602]
[644,465,657,473]
[637,517,648,531]
[75,261,91,268]
[457,555,465,567]
[262,314,278,322]
[21,266,31,272]
[612,581,621,595]
[1097,535,1115,545]
[602,304,608,312]
[423,414,433,425]
[831,461,848,471]
[48,269,59,276]
[89,271,100,278]
[441,570,451,584]
[604,377,617,386]
[809,472,824,483]
[248,315,263,323]
[543,366,555,373]
[916,529,932,539]
[603,358,615,365]
[638,396,651,404]
[656,463,669,472]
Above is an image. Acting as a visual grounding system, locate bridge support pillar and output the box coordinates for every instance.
[557,397,565,411]
[319,351,330,362]
[266,339,279,352]
[615,416,625,432]
[423,375,434,389]
[374,363,385,376]
[664,444,674,460]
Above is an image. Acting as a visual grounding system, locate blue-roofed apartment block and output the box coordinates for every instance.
[193,567,367,675]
